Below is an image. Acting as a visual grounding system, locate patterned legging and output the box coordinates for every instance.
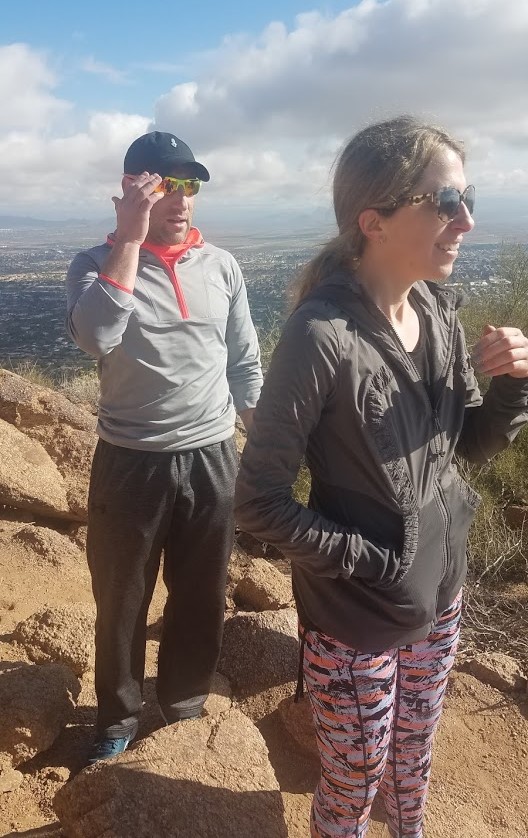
[302,593,462,838]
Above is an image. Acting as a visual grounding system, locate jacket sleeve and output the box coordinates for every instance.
[225,259,263,412]
[66,250,135,358]
[234,308,399,581]
[456,319,528,464]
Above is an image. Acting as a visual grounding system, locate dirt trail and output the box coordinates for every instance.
[0,525,526,838]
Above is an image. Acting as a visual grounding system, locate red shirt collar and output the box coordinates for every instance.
[106,227,205,261]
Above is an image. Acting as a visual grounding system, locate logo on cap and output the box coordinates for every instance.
[170,138,178,148]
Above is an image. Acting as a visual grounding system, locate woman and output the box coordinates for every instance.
[234,116,528,838]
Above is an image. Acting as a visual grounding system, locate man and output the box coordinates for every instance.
[66,131,262,764]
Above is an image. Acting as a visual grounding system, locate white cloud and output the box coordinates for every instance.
[153,0,528,204]
[0,43,70,132]
[80,57,129,85]
[0,111,150,216]
[1,0,528,223]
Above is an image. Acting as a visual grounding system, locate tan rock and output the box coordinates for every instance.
[0,766,23,793]
[0,419,71,519]
[14,604,96,676]
[0,369,97,521]
[0,661,80,768]
[13,525,86,571]
[67,522,88,551]
[54,709,287,838]
[0,369,96,433]
[234,557,294,611]
[203,672,232,718]
[225,543,252,608]
[234,426,246,456]
[469,653,527,692]
[238,681,298,724]
[39,424,95,521]
[219,608,299,696]
[278,694,318,759]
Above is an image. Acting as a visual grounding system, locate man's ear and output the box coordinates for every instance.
[358,208,387,244]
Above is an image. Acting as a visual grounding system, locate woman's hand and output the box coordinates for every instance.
[472,324,528,378]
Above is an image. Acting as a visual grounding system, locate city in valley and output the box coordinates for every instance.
[0,220,521,376]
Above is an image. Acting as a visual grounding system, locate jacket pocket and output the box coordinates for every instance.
[362,494,446,630]
[442,472,481,590]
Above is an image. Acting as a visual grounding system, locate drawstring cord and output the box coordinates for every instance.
[295,627,308,702]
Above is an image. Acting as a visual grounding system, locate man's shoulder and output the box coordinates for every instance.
[67,241,111,277]
[71,241,111,265]
[199,241,240,267]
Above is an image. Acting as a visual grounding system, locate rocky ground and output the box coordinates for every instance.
[0,369,526,837]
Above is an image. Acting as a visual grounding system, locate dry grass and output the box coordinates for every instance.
[8,359,100,414]
[461,580,528,669]
[58,369,100,413]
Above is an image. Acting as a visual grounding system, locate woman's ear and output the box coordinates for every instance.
[358,208,386,244]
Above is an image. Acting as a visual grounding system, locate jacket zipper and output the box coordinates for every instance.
[154,254,190,320]
[366,291,457,590]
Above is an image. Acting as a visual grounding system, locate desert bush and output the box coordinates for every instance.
[257,316,284,373]
[8,359,100,414]
[58,368,100,412]
[459,243,528,579]
[460,242,528,350]
[8,359,56,388]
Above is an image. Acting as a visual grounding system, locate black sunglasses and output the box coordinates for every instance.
[394,184,475,222]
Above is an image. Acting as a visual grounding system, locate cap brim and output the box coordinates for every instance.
[190,162,210,182]
[159,161,210,182]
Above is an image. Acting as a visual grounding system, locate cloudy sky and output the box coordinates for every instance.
[2,0,528,236]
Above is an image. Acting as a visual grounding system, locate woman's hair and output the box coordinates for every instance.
[290,115,466,307]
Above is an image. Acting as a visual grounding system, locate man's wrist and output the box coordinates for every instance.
[112,236,143,250]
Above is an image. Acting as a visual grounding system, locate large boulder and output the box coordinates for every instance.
[13,604,96,677]
[0,661,80,769]
[12,525,86,571]
[39,424,96,521]
[0,369,97,521]
[0,418,72,519]
[203,672,232,718]
[234,558,294,611]
[219,609,298,696]
[0,369,95,433]
[277,693,318,759]
[468,652,527,692]
[54,709,287,838]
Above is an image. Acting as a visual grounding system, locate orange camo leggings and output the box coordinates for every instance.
[301,593,462,838]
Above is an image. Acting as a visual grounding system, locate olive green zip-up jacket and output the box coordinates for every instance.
[235,274,528,652]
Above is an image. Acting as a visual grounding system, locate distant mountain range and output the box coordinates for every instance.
[2,196,528,246]
[0,215,103,229]
[0,210,336,246]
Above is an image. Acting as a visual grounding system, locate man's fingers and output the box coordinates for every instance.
[124,172,162,197]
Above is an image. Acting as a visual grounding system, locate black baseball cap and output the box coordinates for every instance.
[123,131,210,181]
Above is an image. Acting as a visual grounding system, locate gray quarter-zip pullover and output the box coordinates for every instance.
[66,234,262,451]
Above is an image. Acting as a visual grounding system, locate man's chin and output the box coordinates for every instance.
[160,226,190,246]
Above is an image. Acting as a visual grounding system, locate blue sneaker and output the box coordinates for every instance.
[86,735,132,766]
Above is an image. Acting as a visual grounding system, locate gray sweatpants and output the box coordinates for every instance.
[87,436,238,739]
